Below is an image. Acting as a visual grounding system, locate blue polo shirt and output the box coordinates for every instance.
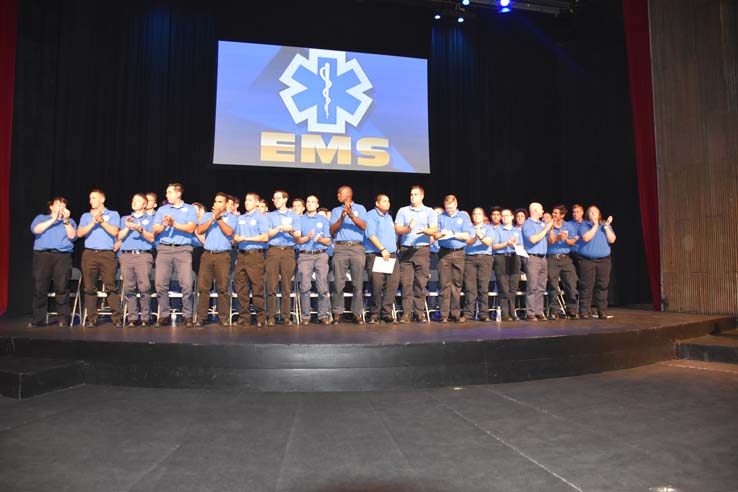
[330,203,367,242]
[394,205,437,247]
[364,208,397,254]
[298,212,330,252]
[437,211,472,249]
[548,221,578,255]
[31,215,77,252]
[465,224,494,255]
[118,213,154,251]
[79,208,120,250]
[268,209,301,247]
[235,210,269,251]
[522,218,548,255]
[568,220,584,253]
[199,212,234,251]
[494,225,519,254]
[154,203,197,246]
[577,221,614,259]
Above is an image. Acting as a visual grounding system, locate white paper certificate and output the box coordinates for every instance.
[372,257,397,274]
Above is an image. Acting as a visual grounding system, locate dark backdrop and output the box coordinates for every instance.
[8,0,650,315]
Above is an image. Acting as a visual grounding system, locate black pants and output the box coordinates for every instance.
[546,254,578,315]
[366,253,400,319]
[31,251,72,324]
[578,256,612,314]
[493,253,520,319]
[399,246,431,318]
[82,249,121,323]
[463,254,493,319]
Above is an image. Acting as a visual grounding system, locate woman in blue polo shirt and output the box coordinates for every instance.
[577,205,617,319]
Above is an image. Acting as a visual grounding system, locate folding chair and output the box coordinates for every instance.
[82,269,122,325]
[46,267,82,325]
[156,270,197,326]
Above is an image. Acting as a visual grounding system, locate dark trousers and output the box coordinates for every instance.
[546,254,578,315]
[31,251,72,324]
[493,253,521,319]
[196,251,232,322]
[578,256,612,314]
[234,250,266,324]
[266,246,296,320]
[463,254,493,319]
[331,244,366,318]
[438,248,465,318]
[366,253,400,319]
[82,249,121,323]
[399,246,430,318]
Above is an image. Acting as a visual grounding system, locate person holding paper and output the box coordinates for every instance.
[295,195,332,325]
[462,208,495,321]
[522,202,554,321]
[364,194,400,324]
[577,205,616,319]
[493,209,521,321]
[435,195,471,323]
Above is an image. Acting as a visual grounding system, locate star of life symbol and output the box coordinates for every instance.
[279,49,373,134]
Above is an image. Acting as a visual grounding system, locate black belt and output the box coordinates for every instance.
[38,249,69,254]
[205,250,230,254]
[335,241,362,246]
[86,248,113,252]
[300,249,326,254]
[547,253,569,259]
[269,245,294,250]
[239,249,264,254]
[400,245,429,249]
[121,250,151,254]
[495,252,514,257]
[159,243,187,247]
[440,246,465,252]
[583,255,611,261]
[530,253,546,258]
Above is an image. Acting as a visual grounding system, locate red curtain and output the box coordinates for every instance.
[622,0,661,311]
[0,0,18,317]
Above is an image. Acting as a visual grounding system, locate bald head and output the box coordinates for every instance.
[529,202,543,220]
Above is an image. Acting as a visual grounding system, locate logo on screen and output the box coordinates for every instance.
[279,49,373,134]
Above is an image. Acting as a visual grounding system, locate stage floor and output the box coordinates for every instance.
[1,308,734,392]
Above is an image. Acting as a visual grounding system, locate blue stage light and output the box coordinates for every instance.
[457,16,465,23]
[500,0,511,6]
[434,13,441,20]
[500,7,511,13]
[462,0,470,5]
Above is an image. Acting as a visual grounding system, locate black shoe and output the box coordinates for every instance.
[301,318,311,325]
[398,315,411,324]
[193,321,206,327]
[126,320,137,327]
[381,315,396,323]
[219,321,231,327]
[548,313,558,320]
[319,318,331,325]
[597,311,609,319]
[266,319,276,327]
[367,316,380,324]
[504,316,515,322]
[456,316,467,324]
[579,313,590,320]
[255,322,264,327]
[535,314,547,321]
[113,319,124,327]
[567,313,579,320]
[184,317,194,327]
[283,319,294,326]
[26,321,42,328]
[158,317,171,326]
[58,320,69,328]
[439,317,448,323]
[355,318,365,325]
[477,315,489,322]
[526,315,538,321]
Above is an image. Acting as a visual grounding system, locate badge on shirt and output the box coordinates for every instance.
[238,219,246,225]
[456,218,463,225]
[142,219,149,225]
[317,222,323,229]
[222,216,229,223]
[182,207,188,213]
[281,217,292,225]
[250,219,256,226]
[103,215,110,222]
[353,210,359,217]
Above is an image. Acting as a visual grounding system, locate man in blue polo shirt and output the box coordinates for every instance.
[118,193,155,326]
[153,183,198,326]
[435,195,471,323]
[29,196,77,327]
[266,190,302,326]
[462,207,494,321]
[194,192,234,327]
[233,192,270,327]
[364,194,400,324]
[546,204,579,319]
[77,189,121,327]
[522,202,554,321]
[394,185,438,323]
[329,186,367,324]
[492,209,522,321]
[295,195,331,325]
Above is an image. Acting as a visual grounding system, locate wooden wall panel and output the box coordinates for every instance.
[650,0,738,315]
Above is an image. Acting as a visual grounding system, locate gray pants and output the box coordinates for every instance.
[119,251,153,322]
[298,252,330,320]
[399,246,430,318]
[155,244,194,319]
[463,254,493,319]
[525,255,547,316]
[331,244,366,318]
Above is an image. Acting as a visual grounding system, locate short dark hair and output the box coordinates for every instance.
[215,192,229,201]
[89,188,105,197]
[167,183,184,194]
[274,189,289,200]
[552,204,568,215]
[245,192,260,201]
[490,206,502,214]
[292,198,305,206]
[410,185,424,194]
[514,208,528,219]
[47,196,68,210]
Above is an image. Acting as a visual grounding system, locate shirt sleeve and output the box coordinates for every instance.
[394,208,405,225]
[153,208,164,225]
[30,215,46,233]
[79,213,92,227]
[201,212,213,225]
[365,213,378,238]
[427,209,438,226]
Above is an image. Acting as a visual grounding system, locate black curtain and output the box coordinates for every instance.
[8,0,649,315]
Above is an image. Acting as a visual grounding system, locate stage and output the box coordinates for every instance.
[0,308,734,397]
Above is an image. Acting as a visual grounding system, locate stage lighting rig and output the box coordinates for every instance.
[396,0,583,18]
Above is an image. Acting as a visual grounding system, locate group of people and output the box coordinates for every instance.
[29,183,616,328]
